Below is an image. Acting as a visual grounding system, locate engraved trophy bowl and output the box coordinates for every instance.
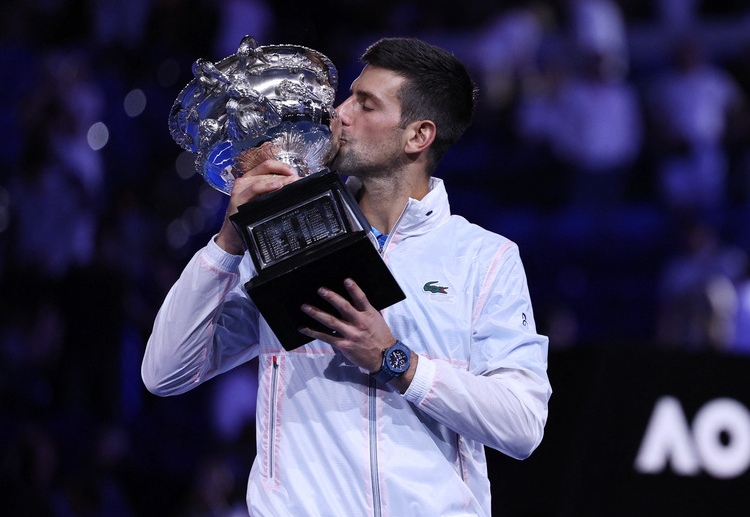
[168,35,339,193]
[168,36,404,350]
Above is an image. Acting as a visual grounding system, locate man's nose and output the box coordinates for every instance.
[335,97,352,124]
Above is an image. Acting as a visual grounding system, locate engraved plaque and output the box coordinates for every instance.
[247,192,347,269]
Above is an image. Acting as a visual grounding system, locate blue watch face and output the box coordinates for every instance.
[373,342,410,384]
[387,349,409,372]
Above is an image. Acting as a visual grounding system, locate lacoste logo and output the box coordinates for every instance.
[423,281,449,294]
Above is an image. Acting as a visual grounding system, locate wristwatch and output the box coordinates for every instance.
[372,341,411,384]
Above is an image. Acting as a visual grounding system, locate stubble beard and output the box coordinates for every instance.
[330,135,403,181]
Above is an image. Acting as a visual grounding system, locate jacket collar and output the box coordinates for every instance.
[346,175,451,239]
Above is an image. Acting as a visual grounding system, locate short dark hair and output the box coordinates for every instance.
[361,37,478,173]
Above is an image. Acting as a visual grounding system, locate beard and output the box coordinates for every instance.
[329,132,404,179]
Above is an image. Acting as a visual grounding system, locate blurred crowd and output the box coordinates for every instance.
[3,0,750,515]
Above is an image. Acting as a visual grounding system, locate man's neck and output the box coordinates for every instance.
[357,174,430,235]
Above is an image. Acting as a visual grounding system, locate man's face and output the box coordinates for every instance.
[330,65,406,178]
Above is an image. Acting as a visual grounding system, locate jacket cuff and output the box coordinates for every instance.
[206,234,245,273]
[403,354,435,404]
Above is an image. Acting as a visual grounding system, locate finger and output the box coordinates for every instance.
[235,159,298,182]
[342,278,372,312]
[301,302,348,335]
[236,143,280,173]
[298,324,342,344]
[238,173,294,195]
[227,172,296,215]
[315,286,361,320]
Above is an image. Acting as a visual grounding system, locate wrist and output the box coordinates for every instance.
[216,223,245,255]
[372,341,413,390]
[390,352,417,395]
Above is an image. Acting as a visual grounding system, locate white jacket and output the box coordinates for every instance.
[142,177,551,516]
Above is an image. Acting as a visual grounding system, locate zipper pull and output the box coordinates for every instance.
[372,227,388,254]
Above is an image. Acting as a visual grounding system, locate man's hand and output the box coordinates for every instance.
[299,278,396,372]
[299,278,418,393]
[215,148,298,255]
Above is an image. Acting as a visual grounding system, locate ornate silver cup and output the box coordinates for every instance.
[169,35,339,194]
[168,36,404,350]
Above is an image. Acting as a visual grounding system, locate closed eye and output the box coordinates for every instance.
[354,90,378,112]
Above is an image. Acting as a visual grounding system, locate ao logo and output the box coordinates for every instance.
[634,396,750,479]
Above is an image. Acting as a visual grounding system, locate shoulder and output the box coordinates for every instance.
[445,214,514,247]
[436,216,522,268]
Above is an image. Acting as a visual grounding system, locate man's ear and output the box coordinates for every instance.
[404,120,436,154]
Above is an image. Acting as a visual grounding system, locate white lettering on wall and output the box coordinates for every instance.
[634,396,700,475]
[634,396,750,479]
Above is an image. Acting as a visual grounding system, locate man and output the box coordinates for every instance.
[143,37,551,516]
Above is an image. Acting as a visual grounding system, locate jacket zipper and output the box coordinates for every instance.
[457,435,466,482]
[370,208,406,515]
[376,207,406,255]
[368,376,382,517]
[269,355,280,479]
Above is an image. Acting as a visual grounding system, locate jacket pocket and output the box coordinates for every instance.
[266,354,281,480]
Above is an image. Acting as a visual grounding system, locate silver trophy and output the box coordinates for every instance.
[168,36,404,350]
[169,35,339,193]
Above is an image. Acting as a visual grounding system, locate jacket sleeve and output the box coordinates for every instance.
[141,237,261,397]
[403,243,551,460]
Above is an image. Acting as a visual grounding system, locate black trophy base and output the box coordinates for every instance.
[245,231,405,350]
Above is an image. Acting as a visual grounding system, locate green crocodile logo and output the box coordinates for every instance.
[423,281,449,294]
